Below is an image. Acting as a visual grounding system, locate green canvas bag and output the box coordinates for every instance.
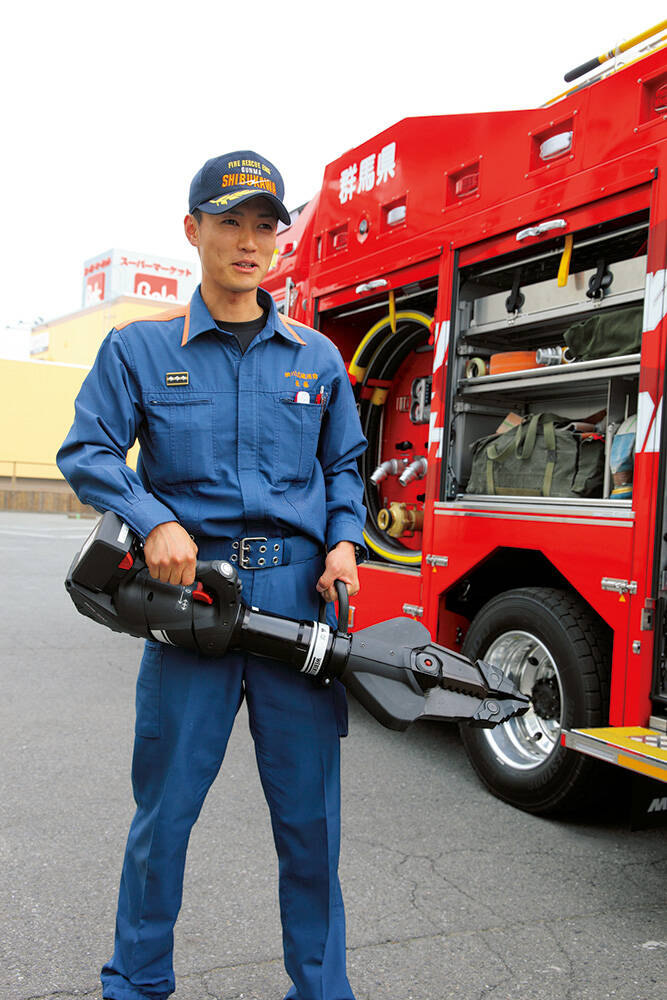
[563,305,643,361]
[466,412,605,498]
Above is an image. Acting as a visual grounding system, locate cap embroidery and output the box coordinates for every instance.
[208,188,272,209]
[189,149,290,225]
[219,174,277,194]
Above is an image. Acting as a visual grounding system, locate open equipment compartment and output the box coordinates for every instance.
[318,276,440,566]
[445,211,648,507]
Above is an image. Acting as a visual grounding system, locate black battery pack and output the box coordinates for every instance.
[69,513,135,593]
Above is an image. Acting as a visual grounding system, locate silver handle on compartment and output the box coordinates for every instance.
[283,277,294,317]
[355,278,389,294]
[516,219,567,242]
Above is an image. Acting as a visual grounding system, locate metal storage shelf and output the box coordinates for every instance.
[461,255,646,340]
[448,496,634,519]
[449,239,645,510]
[459,354,640,396]
[462,290,644,339]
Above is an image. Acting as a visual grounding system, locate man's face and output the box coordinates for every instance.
[186,197,278,295]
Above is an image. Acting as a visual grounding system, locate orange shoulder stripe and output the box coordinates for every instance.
[280,315,308,346]
[180,305,191,347]
[282,314,313,329]
[281,314,337,347]
[115,305,188,333]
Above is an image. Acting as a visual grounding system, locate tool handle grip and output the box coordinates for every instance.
[318,579,350,634]
[564,56,600,83]
[335,579,350,634]
[194,560,242,605]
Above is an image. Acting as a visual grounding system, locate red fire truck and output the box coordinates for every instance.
[263,24,667,814]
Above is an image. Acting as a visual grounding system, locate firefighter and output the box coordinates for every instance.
[57,150,367,1000]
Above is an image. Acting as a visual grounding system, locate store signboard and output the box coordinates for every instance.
[82,249,198,307]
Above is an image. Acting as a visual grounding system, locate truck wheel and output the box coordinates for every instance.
[459,587,610,815]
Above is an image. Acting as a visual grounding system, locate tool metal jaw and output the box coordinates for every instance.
[339,616,529,731]
[66,513,530,732]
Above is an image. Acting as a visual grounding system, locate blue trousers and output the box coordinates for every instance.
[101,553,354,1000]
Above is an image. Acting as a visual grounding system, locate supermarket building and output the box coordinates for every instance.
[1,249,198,512]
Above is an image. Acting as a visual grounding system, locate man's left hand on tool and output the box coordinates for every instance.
[144,520,198,587]
[317,540,359,602]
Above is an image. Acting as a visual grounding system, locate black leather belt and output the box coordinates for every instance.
[217,534,322,570]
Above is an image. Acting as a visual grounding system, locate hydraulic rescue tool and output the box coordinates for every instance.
[65,512,529,732]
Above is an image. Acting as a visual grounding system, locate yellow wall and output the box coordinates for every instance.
[0,358,139,482]
[4,296,175,485]
[32,296,177,365]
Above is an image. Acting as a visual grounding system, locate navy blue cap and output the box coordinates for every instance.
[189,150,291,225]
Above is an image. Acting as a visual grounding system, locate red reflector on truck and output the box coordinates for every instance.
[454,172,479,197]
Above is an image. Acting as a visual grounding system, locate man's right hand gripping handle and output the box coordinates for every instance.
[143,521,198,587]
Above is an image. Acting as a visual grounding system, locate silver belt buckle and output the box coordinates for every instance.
[239,535,268,569]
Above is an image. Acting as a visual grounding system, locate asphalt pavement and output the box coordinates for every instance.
[1,511,666,1000]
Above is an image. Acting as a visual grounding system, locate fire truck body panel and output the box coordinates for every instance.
[269,47,667,302]
[433,183,657,725]
[427,504,634,712]
[263,42,667,810]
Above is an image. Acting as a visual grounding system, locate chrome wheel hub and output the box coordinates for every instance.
[480,630,562,770]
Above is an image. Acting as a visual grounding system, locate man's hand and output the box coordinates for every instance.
[144,521,198,587]
[316,541,360,604]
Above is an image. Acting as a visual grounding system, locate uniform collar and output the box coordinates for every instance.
[181,285,306,348]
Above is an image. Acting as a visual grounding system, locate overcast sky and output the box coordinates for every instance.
[2,0,665,327]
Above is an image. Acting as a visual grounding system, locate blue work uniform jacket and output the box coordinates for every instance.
[57,286,367,553]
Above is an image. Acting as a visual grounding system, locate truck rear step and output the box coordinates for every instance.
[562,725,667,783]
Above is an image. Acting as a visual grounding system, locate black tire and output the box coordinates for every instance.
[459,587,610,815]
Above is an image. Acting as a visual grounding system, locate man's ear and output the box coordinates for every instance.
[184,213,199,247]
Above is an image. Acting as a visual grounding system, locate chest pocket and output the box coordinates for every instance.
[274,398,323,484]
[144,395,216,486]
